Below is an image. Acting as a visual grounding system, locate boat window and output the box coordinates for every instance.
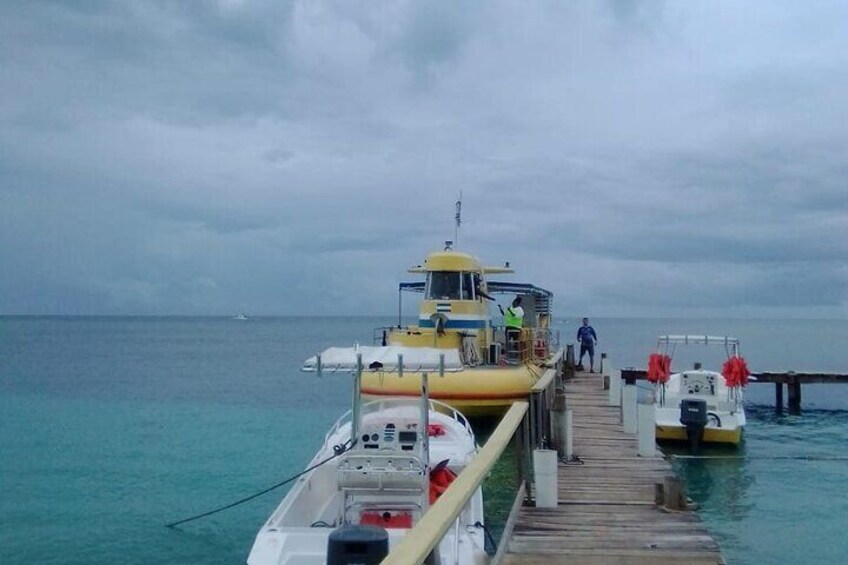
[462,273,475,300]
[426,271,461,300]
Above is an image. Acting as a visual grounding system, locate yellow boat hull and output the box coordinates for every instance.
[656,425,742,445]
[360,365,539,417]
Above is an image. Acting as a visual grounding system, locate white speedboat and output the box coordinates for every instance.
[650,335,748,446]
[233,313,249,321]
[247,363,488,565]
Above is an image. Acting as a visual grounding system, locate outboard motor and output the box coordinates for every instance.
[679,398,708,453]
[327,525,388,565]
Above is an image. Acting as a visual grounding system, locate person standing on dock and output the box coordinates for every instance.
[577,318,598,372]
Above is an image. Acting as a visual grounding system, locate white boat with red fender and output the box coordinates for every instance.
[648,335,750,447]
[247,359,488,565]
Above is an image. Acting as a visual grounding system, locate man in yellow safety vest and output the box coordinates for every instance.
[499,297,524,361]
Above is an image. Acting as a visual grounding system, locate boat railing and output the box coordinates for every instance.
[495,326,560,364]
[371,324,560,366]
[373,326,399,346]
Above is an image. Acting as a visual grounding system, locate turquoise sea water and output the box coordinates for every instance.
[1,316,846,564]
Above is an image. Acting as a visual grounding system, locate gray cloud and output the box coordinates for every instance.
[1,1,846,317]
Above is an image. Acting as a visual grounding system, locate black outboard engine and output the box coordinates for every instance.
[327,525,388,565]
[679,398,708,453]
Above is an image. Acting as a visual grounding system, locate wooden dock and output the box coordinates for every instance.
[500,371,724,564]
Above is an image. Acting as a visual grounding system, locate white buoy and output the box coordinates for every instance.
[533,449,558,508]
[608,369,622,406]
[638,403,656,457]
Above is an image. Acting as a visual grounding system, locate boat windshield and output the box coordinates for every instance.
[426,271,461,300]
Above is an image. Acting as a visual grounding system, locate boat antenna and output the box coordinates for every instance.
[454,191,462,248]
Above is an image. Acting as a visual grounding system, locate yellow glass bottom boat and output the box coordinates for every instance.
[361,364,543,417]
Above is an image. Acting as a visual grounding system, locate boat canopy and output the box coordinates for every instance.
[303,346,464,373]
[408,250,515,275]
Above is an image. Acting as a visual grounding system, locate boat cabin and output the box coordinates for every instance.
[380,248,555,366]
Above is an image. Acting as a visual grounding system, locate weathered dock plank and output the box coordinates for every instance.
[500,371,723,565]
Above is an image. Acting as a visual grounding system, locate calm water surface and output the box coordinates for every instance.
[1,316,846,564]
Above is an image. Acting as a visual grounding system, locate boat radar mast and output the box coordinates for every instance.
[454,191,462,248]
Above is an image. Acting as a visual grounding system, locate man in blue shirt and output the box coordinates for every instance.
[576,318,598,373]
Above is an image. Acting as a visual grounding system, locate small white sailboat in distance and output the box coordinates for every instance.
[233,313,249,321]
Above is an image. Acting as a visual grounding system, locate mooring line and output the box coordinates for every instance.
[165,439,353,529]
[671,454,848,461]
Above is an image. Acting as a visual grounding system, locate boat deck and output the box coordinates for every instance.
[501,371,724,564]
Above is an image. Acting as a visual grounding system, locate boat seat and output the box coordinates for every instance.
[337,453,426,492]
[338,453,428,527]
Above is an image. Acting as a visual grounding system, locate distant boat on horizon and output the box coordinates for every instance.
[233,313,249,321]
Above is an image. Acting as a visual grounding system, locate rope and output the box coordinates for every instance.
[165,439,354,529]
[473,521,497,555]
[671,454,848,461]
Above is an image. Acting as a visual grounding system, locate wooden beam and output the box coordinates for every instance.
[532,368,558,393]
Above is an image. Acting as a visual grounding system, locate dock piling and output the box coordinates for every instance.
[608,368,622,406]
[532,449,558,508]
[622,383,637,434]
[775,382,783,413]
[662,475,686,511]
[550,387,567,457]
[788,373,802,414]
[637,403,656,457]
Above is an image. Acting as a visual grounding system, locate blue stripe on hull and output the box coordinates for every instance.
[419,319,487,329]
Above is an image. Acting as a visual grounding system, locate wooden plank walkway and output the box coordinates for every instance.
[501,372,724,564]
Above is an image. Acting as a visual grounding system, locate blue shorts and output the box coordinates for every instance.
[580,344,594,358]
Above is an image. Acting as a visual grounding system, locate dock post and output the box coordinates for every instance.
[565,344,575,377]
[602,357,612,390]
[600,352,606,374]
[637,403,656,456]
[662,476,686,510]
[515,411,530,499]
[565,408,573,460]
[622,383,637,434]
[788,373,802,415]
[608,369,621,406]
[775,382,784,413]
[532,449,558,508]
[551,387,567,457]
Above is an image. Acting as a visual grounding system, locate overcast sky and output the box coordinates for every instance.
[1,1,846,317]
